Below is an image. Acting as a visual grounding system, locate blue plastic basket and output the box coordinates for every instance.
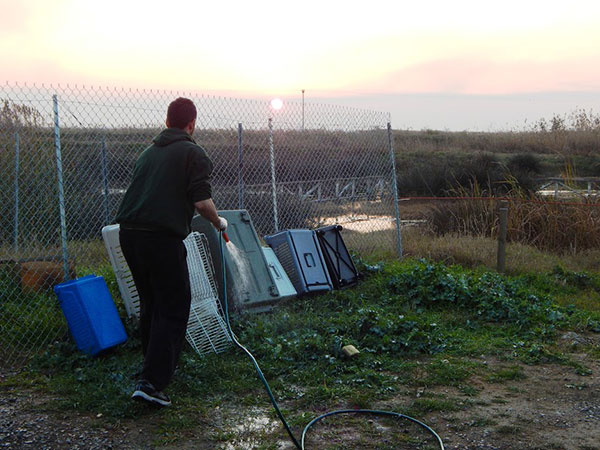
[54,275,127,355]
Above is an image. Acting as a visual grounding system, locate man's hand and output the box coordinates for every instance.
[214,216,228,231]
[195,198,223,230]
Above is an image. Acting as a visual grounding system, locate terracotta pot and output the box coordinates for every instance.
[20,260,76,293]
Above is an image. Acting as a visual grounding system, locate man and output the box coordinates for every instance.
[116,97,227,406]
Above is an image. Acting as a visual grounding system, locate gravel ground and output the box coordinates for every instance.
[0,389,153,449]
[1,343,599,449]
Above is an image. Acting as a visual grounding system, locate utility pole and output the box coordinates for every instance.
[302,89,305,131]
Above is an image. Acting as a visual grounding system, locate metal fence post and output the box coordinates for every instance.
[238,122,244,209]
[14,131,20,253]
[101,136,110,225]
[387,122,403,258]
[53,94,70,281]
[268,117,279,232]
[497,200,508,273]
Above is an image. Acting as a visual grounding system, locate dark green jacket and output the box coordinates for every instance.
[116,128,213,238]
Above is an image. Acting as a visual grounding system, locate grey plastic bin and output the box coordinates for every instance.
[191,210,282,313]
[261,247,297,302]
[264,229,332,296]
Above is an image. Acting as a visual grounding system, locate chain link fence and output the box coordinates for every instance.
[0,83,400,368]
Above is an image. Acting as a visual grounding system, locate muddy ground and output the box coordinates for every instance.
[1,352,599,450]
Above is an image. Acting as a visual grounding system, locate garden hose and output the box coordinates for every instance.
[218,232,445,449]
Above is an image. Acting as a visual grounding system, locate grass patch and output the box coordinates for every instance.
[485,366,526,383]
[410,395,467,414]
[3,256,600,445]
[421,357,476,386]
[468,416,497,428]
[495,424,524,435]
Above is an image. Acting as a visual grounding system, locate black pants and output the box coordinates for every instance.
[119,228,191,391]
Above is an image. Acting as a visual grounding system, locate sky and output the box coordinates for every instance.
[2,0,600,130]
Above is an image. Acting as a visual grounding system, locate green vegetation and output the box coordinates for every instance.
[3,256,599,447]
[2,107,600,446]
[393,108,600,197]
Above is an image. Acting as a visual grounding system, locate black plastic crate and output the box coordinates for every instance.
[315,225,358,289]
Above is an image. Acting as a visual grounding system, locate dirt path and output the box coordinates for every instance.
[430,359,600,449]
[1,356,599,449]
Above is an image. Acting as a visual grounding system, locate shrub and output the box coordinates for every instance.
[388,260,563,327]
[507,154,542,174]
[428,190,600,254]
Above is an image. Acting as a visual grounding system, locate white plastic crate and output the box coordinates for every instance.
[101,224,140,318]
[102,225,231,355]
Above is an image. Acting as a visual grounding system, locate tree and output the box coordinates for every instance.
[0,100,45,128]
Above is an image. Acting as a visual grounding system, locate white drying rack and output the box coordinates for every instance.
[183,231,232,355]
[102,225,231,355]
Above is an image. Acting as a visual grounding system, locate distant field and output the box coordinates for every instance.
[392,127,600,197]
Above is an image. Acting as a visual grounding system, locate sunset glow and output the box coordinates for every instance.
[2,0,600,129]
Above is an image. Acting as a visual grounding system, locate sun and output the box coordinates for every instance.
[270,98,284,110]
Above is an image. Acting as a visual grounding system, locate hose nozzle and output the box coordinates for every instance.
[222,231,230,243]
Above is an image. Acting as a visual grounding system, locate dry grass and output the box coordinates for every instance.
[424,182,600,254]
[401,227,600,274]
[393,124,600,157]
[342,223,600,275]
[509,200,600,252]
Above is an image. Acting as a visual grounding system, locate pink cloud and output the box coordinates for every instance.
[1,59,147,90]
[0,3,31,35]
[374,58,600,95]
